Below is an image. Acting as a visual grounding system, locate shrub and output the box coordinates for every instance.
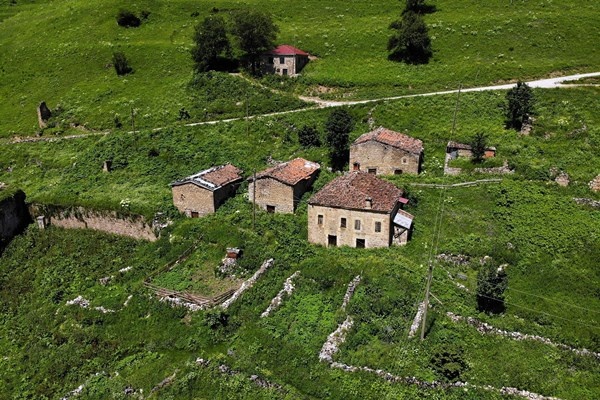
[116,10,141,28]
[505,81,535,130]
[476,261,508,314]
[298,125,321,148]
[430,347,468,382]
[470,132,488,164]
[112,52,133,76]
[388,11,432,64]
[325,109,354,170]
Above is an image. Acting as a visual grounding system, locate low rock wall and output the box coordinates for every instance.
[29,204,157,241]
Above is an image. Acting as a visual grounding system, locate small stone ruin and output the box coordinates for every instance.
[37,101,52,128]
[555,172,570,187]
[219,247,241,274]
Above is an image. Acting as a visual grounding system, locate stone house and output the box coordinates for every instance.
[171,164,243,217]
[349,127,424,175]
[248,158,320,214]
[446,141,496,160]
[261,45,309,76]
[308,172,413,248]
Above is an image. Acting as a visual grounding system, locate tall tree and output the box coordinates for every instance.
[325,109,354,170]
[191,15,231,72]
[388,11,432,64]
[505,81,535,130]
[470,132,488,164]
[231,10,278,75]
[476,262,508,314]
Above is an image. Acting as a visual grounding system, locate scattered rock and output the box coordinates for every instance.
[555,172,570,187]
[437,253,470,266]
[589,175,600,192]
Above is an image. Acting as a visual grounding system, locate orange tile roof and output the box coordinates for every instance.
[251,158,320,186]
[353,127,423,154]
[171,164,243,191]
[309,172,403,213]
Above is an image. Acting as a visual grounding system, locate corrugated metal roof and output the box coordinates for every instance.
[170,164,243,191]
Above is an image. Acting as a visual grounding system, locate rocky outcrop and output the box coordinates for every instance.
[0,190,32,254]
[37,101,52,129]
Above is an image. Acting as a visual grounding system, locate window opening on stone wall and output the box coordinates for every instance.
[356,238,365,248]
[318,214,323,225]
[368,168,377,174]
[402,157,408,164]
[180,193,185,200]
[282,69,288,75]
[394,169,403,175]
[191,211,199,218]
[353,162,360,171]
[375,221,382,232]
[279,57,285,64]
[340,217,347,228]
[267,205,275,213]
[328,235,337,247]
[354,219,361,230]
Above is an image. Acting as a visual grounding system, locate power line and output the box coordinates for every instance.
[505,287,600,315]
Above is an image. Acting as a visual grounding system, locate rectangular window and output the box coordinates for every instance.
[375,221,382,233]
[340,218,347,228]
[317,214,323,225]
[266,205,275,213]
[354,219,361,230]
[368,168,377,174]
[356,239,366,248]
[279,56,285,64]
[394,169,403,175]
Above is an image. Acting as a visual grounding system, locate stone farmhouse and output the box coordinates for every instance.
[261,45,310,76]
[349,127,424,175]
[248,158,320,214]
[170,164,243,218]
[446,141,496,160]
[307,172,414,248]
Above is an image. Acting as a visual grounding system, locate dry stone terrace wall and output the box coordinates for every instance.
[29,204,157,241]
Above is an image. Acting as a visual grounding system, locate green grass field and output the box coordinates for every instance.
[1,0,599,398]
[1,0,599,135]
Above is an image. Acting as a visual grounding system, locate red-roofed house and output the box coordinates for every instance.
[349,127,424,175]
[248,158,320,213]
[261,45,310,76]
[171,164,243,217]
[308,172,413,248]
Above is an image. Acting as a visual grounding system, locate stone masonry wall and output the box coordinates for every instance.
[172,184,215,216]
[308,204,393,248]
[30,205,157,241]
[249,178,294,213]
[349,141,421,175]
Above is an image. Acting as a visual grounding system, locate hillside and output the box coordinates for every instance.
[1,0,599,399]
[1,0,599,135]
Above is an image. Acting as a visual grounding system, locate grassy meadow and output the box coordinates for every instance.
[1,0,599,398]
[1,0,599,135]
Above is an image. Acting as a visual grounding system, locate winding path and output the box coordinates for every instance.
[5,72,600,144]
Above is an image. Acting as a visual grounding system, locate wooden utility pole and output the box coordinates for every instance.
[451,83,462,137]
[252,170,256,231]
[131,106,136,135]
[420,261,434,340]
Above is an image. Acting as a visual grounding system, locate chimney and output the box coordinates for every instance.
[365,197,372,209]
[103,160,112,173]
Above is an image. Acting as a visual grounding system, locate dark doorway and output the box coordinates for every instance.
[191,211,199,218]
[328,235,337,247]
[356,238,365,248]
[266,205,275,213]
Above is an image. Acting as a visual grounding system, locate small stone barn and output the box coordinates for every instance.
[308,172,413,248]
[171,164,243,217]
[261,45,310,76]
[349,127,424,175]
[248,158,320,214]
[446,141,496,160]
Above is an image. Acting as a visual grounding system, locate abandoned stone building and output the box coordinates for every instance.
[248,158,320,214]
[261,45,310,76]
[170,164,243,217]
[308,172,414,248]
[349,127,424,175]
[446,141,496,159]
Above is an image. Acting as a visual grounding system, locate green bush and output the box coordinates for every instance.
[116,10,141,28]
[112,51,132,76]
